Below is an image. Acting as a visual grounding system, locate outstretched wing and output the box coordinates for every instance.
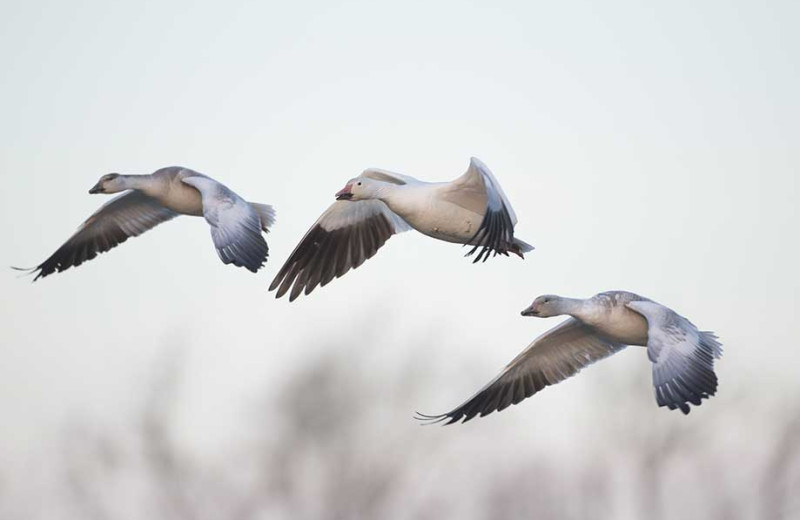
[418,318,626,425]
[627,301,723,415]
[445,157,523,263]
[269,200,410,301]
[181,176,269,273]
[17,191,178,281]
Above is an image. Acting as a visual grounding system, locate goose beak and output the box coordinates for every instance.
[88,182,104,194]
[335,184,353,200]
[521,304,538,317]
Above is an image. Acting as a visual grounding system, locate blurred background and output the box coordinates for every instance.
[1,1,798,518]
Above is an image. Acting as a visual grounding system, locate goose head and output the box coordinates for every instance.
[521,295,563,318]
[335,177,380,201]
[89,173,125,194]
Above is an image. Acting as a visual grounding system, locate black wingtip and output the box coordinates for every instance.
[243,260,266,274]
[11,265,40,281]
[463,204,518,264]
[268,276,280,292]
[414,411,457,426]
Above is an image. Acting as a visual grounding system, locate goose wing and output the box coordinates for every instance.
[18,191,178,280]
[626,301,723,414]
[418,318,626,424]
[269,200,410,301]
[181,175,269,273]
[444,157,527,262]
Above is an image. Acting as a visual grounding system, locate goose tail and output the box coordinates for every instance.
[249,203,276,233]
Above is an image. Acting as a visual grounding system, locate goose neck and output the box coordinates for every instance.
[558,297,588,319]
[119,175,147,190]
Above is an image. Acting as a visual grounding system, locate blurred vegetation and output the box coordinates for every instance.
[3,342,799,520]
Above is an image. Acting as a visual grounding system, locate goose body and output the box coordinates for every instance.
[569,291,650,346]
[419,291,723,423]
[19,166,275,280]
[270,157,533,301]
[132,168,205,216]
[379,180,485,243]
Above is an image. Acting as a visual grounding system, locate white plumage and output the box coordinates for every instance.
[270,157,533,301]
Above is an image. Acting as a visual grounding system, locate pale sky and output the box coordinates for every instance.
[1,0,798,512]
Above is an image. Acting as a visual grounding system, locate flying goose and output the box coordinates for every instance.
[270,157,533,301]
[418,291,723,423]
[17,167,275,280]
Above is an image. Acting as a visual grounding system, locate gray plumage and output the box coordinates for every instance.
[419,291,723,424]
[182,175,270,273]
[628,300,723,414]
[17,166,274,279]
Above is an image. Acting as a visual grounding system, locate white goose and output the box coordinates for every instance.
[270,157,533,301]
[19,167,275,280]
[419,291,723,423]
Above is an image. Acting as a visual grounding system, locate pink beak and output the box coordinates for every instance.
[335,184,353,200]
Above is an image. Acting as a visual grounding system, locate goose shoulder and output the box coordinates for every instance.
[585,291,654,323]
[592,290,649,308]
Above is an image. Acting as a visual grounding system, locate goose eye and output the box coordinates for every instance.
[357,182,362,186]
